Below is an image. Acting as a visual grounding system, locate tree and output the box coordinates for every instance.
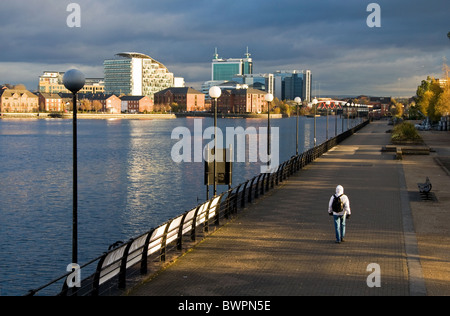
[92,100,103,113]
[391,98,404,118]
[272,98,291,116]
[170,102,180,113]
[415,77,443,120]
[80,99,91,112]
[435,85,450,117]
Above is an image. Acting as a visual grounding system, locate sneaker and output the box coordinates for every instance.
[341,239,345,242]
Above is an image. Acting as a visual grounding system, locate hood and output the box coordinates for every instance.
[336,185,344,196]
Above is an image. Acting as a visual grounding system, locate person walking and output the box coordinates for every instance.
[328,185,351,243]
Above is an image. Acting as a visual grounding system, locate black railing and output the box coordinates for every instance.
[26,119,369,296]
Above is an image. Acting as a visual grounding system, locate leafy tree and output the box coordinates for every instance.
[415,77,445,120]
[390,98,404,118]
[92,100,103,113]
[80,99,91,112]
[170,102,181,113]
[435,85,450,117]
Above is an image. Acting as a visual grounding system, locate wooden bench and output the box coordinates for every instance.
[417,177,432,199]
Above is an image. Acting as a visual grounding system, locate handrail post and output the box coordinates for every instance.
[160,220,173,262]
[191,205,202,241]
[92,252,108,296]
[241,180,250,208]
[177,212,189,250]
[248,176,257,203]
[118,240,134,289]
[140,229,155,275]
[233,184,242,215]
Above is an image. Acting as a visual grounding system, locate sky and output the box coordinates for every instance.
[0,0,449,97]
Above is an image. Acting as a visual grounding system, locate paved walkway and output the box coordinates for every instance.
[129,121,450,296]
[402,128,450,296]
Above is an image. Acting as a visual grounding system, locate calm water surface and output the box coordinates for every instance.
[0,116,354,295]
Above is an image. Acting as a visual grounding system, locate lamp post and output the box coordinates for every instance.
[335,101,338,136]
[312,98,318,147]
[294,97,301,156]
[326,101,330,140]
[265,93,274,166]
[209,86,221,197]
[345,100,353,130]
[63,69,85,265]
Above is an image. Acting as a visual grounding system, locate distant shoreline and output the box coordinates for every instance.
[0,112,284,120]
[0,113,177,120]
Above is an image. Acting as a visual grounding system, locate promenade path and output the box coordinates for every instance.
[129,120,450,296]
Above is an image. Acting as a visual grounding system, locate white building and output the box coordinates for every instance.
[303,70,312,103]
[104,52,177,100]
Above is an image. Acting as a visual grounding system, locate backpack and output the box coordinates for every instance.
[332,194,344,213]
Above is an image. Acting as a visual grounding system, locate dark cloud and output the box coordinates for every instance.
[0,0,449,96]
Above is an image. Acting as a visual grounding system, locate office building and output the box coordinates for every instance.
[303,70,312,103]
[273,70,312,102]
[38,71,104,95]
[232,73,274,95]
[211,48,253,81]
[104,52,175,100]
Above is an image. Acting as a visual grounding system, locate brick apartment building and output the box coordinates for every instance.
[0,85,39,113]
[38,93,63,112]
[154,87,205,112]
[217,88,268,114]
[120,95,153,113]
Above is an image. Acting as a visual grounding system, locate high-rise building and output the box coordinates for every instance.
[104,52,176,100]
[284,72,303,101]
[211,48,253,81]
[232,73,274,95]
[273,70,312,102]
[303,70,312,103]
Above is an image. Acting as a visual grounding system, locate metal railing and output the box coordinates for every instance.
[26,119,369,296]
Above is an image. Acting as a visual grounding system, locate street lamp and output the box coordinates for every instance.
[294,97,301,155]
[312,98,318,146]
[265,93,274,166]
[334,101,339,136]
[63,69,85,266]
[209,86,221,196]
[326,101,330,140]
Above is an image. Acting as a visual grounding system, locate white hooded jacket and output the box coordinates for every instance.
[328,185,351,216]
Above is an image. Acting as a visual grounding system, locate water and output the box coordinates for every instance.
[0,115,356,295]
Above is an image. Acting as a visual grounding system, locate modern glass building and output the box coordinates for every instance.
[273,70,312,102]
[232,73,274,95]
[211,49,253,81]
[104,52,174,99]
